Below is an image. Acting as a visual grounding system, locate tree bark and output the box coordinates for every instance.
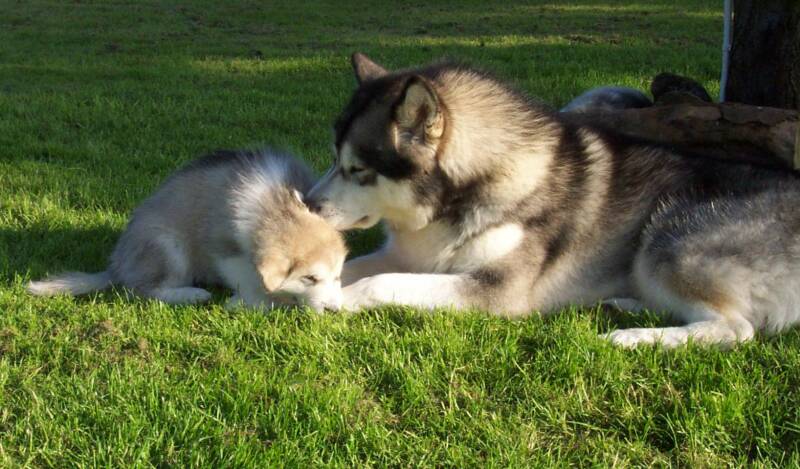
[796,115,800,169]
[564,101,798,169]
[725,0,800,109]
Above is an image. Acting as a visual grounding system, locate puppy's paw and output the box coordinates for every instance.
[151,287,212,305]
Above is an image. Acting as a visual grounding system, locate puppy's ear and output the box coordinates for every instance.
[352,52,387,84]
[394,76,444,141]
[258,252,292,292]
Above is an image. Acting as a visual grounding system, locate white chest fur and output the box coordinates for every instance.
[388,222,524,273]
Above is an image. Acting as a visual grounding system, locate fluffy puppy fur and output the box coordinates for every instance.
[28,149,346,312]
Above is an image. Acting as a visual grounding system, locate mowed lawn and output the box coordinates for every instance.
[2,0,799,466]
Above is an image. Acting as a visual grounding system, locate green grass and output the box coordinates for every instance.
[2,0,798,466]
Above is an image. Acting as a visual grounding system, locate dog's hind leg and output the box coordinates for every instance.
[603,271,755,348]
[606,312,754,349]
[604,230,756,348]
[111,230,211,305]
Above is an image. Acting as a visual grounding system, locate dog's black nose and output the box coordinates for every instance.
[305,198,324,213]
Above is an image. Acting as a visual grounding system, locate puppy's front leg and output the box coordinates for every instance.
[217,256,270,310]
[342,273,470,310]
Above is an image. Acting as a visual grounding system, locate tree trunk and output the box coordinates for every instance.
[725,0,800,109]
[796,116,800,169]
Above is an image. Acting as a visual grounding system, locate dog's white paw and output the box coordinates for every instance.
[604,328,660,348]
[604,327,688,348]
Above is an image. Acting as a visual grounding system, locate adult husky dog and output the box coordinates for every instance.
[307,53,800,348]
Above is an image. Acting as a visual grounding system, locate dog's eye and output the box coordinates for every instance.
[301,275,319,286]
[349,167,365,175]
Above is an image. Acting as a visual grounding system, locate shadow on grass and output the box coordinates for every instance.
[3,1,723,201]
[0,224,118,283]
[593,304,680,332]
[515,304,680,353]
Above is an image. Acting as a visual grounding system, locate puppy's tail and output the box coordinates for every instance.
[27,271,112,297]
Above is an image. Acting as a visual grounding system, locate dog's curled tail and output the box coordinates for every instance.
[27,271,112,297]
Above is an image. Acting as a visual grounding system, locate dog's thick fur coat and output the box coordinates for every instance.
[307,53,800,347]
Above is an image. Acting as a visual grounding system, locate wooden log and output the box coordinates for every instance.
[563,100,799,169]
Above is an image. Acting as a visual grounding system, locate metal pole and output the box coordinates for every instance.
[720,0,733,102]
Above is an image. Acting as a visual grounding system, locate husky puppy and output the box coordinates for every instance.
[28,149,346,312]
[560,86,652,113]
[306,53,800,347]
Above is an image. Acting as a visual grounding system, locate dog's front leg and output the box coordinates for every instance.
[342,248,405,286]
[342,273,471,310]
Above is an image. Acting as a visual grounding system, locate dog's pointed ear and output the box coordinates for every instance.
[259,252,292,292]
[352,52,387,84]
[394,76,444,140]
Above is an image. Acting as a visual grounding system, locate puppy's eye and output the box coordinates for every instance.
[301,275,319,286]
[349,167,366,175]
